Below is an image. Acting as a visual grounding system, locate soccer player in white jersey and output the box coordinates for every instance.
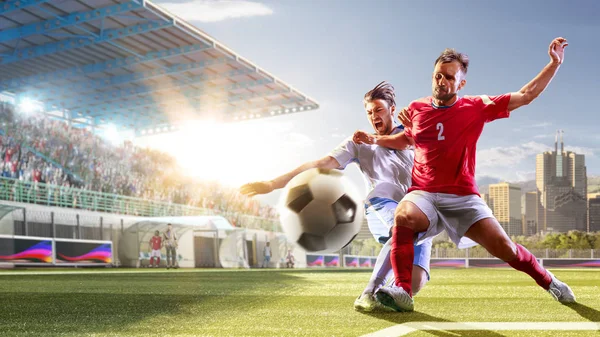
[240,81,433,312]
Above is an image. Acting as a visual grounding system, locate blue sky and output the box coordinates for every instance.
[146,0,600,205]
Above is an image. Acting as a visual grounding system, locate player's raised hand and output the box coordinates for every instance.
[240,181,274,196]
[353,130,376,145]
[548,37,568,65]
[397,107,412,128]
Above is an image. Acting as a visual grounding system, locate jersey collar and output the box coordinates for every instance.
[431,96,460,109]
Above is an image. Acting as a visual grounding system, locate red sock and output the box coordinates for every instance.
[391,225,415,296]
[507,244,552,290]
[156,257,160,266]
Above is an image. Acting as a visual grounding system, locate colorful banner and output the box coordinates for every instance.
[55,240,112,264]
[345,256,359,267]
[306,254,324,267]
[541,259,600,268]
[0,237,52,263]
[324,255,339,267]
[359,257,372,268]
[430,259,466,268]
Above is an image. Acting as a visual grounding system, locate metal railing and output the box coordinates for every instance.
[433,247,599,259]
[0,177,281,231]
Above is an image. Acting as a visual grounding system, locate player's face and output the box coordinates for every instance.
[365,99,395,135]
[432,61,466,103]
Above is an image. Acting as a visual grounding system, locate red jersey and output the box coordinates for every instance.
[149,236,162,250]
[404,94,511,195]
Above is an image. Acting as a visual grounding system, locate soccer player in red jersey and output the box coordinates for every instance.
[148,230,162,268]
[353,37,575,311]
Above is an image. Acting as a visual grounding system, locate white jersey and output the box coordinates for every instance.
[329,126,413,202]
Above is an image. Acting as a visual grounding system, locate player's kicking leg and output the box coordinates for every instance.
[464,217,576,304]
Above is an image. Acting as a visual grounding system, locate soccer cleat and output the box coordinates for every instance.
[354,293,394,312]
[375,285,414,312]
[547,272,576,304]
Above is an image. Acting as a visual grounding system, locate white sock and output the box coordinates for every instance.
[362,239,393,295]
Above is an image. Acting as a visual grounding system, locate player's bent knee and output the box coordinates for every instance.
[394,203,425,230]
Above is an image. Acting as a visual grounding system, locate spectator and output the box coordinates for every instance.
[286,249,295,269]
[262,242,271,268]
[163,223,178,269]
[148,230,163,268]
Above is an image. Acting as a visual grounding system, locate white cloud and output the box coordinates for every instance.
[533,134,553,139]
[514,170,536,182]
[531,122,551,128]
[160,0,273,22]
[477,141,551,169]
[564,146,596,157]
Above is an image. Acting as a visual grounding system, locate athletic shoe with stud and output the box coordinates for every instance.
[375,285,414,312]
[547,271,576,304]
[354,293,394,312]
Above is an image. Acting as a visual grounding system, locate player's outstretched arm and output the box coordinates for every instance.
[239,156,341,196]
[352,130,413,150]
[507,37,568,112]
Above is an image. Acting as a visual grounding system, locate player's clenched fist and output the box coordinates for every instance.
[548,37,568,65]
[353,130,376,145]
[397,107,412,128]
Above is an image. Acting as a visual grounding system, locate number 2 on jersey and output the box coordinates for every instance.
[436,122,445,141]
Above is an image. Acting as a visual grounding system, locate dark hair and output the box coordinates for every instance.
[435,48,469,75]
[167,223,172,226]
[364,81,395,108]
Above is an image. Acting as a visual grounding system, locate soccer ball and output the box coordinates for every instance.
[278,168,364,253]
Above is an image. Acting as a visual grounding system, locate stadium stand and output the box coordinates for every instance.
[0,0,320,233]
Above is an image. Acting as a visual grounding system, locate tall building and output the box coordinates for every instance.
[489,182,522,236]
[522,191,538,236]
[535,130,587,233]
[588,194,600,232]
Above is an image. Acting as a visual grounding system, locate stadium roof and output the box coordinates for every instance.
[0,0,319,136]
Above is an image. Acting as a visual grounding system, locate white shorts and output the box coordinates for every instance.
[151,249,161,258]
[402,190,490,249]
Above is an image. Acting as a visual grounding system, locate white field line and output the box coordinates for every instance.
[361,322,600,337]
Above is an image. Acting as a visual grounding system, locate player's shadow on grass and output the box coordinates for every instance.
[565,303,600,322]
[365,311,508,337]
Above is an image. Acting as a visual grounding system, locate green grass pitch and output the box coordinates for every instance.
[0,268,598,336]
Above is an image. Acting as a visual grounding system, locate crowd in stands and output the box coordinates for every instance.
[0,101,278,222]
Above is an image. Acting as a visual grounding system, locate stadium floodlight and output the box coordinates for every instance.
[18,98,37,113]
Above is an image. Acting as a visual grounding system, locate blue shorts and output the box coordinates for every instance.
[365,197,432,277]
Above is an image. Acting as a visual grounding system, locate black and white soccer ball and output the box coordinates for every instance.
[278,168,364,253]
